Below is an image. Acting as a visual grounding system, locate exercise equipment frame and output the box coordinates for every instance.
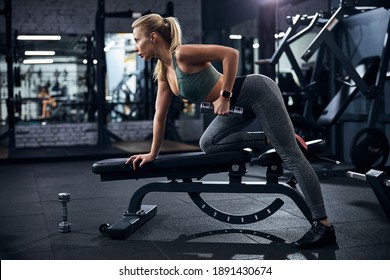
[92,143,325,239]
[347,169,390,222]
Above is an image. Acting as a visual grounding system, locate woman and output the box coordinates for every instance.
[126,13,336,249]
[38,86,57,118]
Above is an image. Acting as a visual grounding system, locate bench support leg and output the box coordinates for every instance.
[106,205,157,239]
[366,170,390,222]
[102,181,313,239]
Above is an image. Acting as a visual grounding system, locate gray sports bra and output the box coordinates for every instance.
[172,53,221,103]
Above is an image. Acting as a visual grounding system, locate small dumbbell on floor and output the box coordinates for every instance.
[200,102,243,118]
[58,192,71,233]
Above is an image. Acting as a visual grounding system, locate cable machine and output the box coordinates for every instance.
[300,0,390,171]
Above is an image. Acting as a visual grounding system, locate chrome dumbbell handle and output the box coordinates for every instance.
[200,102,243,118]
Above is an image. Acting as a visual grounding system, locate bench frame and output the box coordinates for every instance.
[93,148,315,239]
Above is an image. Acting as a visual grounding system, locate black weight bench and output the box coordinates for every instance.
[92,139,326,239]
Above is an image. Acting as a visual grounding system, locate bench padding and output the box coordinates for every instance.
[92,150,252,181]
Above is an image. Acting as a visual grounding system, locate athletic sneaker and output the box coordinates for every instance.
[295,220,337,249]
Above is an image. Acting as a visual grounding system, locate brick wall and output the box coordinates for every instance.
[1,0,202,43]
[15,122,98,147]
[109,120,154,143]
[14,119,203,147]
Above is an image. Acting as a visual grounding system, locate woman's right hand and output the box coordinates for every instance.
[125,153,156,170]
[213,96,231,116]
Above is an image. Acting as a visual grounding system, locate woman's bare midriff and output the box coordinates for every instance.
[203,76,224,103]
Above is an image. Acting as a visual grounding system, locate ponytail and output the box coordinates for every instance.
[132,14,183,81]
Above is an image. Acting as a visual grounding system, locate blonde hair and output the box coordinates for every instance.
[132,14,182,80]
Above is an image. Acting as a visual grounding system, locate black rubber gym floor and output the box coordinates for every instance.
[1,148,390,260]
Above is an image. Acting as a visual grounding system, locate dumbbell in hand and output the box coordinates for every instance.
[200,102,243,118]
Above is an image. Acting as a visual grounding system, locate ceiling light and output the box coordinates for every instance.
[17,35,61,41]
[104,40,116,52]
[24,51,56,56]
[23,59,54,64]
[229,35,242,40]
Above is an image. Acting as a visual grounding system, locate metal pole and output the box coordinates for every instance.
[95,0,109,147]
[5,0,15,151]
[257,2,276,79]
[367,16,390,129]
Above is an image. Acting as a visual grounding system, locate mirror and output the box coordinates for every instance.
[0,31,198,125]
[1,34,90,123]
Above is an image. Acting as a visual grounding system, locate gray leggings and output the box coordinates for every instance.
[199,74,327,220]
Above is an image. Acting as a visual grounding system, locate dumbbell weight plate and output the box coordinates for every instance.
[59,221,71,233]
[200,102,243,118]
[350,128,389,172]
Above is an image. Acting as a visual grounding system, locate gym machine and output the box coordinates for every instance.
[297,1,390,171]
[347,169,390,222]
[256,12,330,123]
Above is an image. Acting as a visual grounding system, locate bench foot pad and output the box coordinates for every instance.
[106,205,157,239]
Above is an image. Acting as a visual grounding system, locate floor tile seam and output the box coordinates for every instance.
[0,234,53,254]
[41,212,57,256]
[0,212,47,221]
[225,222,390,249]
[0,186,39,192]
[0,247,55,258]
[221,224,296,240]
[39,195,120,204]
[239,193,284,204]
[223,222,303,233]
[142,240,172,260]
[0,201,43,208]
[269,207,309,221]
[41,206,125,219]
[334,242,390,252]
[139,211,225,221]
[333,230,390,245]
[75,161,105,189]
[30,166,57,257]
[49,236,155,249]
[332,218,390,228]
[40,206,121,219]
[48,228,165,245]
[50,246,150,260]
[0,213,43,218]
[172,197,271,216]
[328,219,390,242]
[237,230,287,247]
